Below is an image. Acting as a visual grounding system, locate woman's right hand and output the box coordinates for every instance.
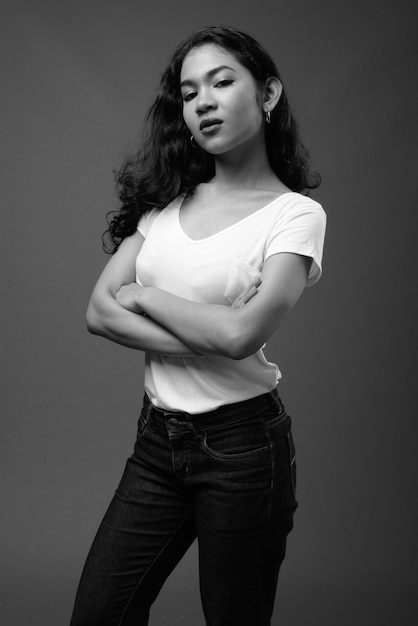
[231,277,261,309]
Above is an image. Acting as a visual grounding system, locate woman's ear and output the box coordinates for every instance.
[263,76,283,112]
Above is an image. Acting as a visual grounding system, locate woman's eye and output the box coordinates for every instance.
[182,92,196,102]
[215,79,233,88]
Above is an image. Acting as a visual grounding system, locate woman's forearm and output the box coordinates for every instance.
[137,288,254,359]
[114,253,308,360]
[86,293,200,356]
[133,253,309,360]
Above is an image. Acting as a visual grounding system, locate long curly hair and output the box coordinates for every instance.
[103,25,320,253]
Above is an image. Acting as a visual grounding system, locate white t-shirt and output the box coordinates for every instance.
[136,192,326,413]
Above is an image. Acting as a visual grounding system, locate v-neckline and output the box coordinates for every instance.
[176,192,293,243]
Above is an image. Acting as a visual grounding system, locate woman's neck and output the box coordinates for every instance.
[211,136,279,192]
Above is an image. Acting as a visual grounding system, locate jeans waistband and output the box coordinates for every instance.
[142,389,284,432]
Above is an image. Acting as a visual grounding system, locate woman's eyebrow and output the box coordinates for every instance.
[180,65,236,88]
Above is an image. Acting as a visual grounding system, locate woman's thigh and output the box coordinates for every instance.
[195,404,298,626]
[70,411,196,626]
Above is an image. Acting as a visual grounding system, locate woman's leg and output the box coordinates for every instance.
[70,405,196,626]
[194,396,298,626]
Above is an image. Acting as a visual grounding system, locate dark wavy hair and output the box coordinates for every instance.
[103,25,320,253]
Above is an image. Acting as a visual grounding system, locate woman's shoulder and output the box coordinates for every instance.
[263,192,326,244]
[136,196,183,237]
[268,191,325,223]
[272,190,323,209]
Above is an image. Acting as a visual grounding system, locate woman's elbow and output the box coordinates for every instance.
[228,341,261,360]
[218,328,260,360]
[86,300,104,335]
[220,311,287,360]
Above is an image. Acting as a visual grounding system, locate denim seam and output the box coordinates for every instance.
[286,433,297,501]
[118,510,195,626]
[266,428,274,522]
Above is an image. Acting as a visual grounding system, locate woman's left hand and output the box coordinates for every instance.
[231,277,261,309]
[116,283,145,313]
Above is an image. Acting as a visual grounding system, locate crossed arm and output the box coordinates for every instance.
[87,230,310,359]
[86,232,200,355]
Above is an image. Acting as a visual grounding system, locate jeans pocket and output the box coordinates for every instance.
[201,416,270,461]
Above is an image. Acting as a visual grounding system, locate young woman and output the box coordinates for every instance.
[70,26,326,626]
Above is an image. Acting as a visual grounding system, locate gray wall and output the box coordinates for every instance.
[2,0,416,624]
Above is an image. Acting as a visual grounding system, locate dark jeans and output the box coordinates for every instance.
[70,390,297,626]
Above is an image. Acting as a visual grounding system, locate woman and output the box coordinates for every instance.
[70,25,326,626]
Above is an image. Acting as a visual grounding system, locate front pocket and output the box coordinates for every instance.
[201,416,270,460]
[225,258,262,304]
[202,434,270,460]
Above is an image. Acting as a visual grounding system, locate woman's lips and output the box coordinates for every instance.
[201,124,222,135]
[199,118,223,133]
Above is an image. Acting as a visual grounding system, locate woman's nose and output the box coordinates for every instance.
[195,89,217,113]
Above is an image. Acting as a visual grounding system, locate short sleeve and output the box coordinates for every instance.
[265,195,327,286]
[137,208,160,237]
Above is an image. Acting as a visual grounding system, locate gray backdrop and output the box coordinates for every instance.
[2,0,416,624]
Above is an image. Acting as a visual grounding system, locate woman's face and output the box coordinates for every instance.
[180,44,265,156]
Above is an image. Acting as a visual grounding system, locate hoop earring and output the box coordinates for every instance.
[265,110,271,124]
[190,135,197,148]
